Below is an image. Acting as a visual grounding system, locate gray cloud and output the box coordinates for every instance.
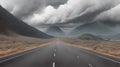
[1,0,120,27]
[57,0,120,24]
[95,4,120,26]
[0,0,67,19]
[12,0,45,19]
[46,0,68,8]
[0,0,45,19]
[43,0,120,25]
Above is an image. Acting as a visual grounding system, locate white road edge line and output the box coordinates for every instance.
[81,49,120,64]
[0,51,32,63]
[88,64,93,67]
[96,54,120,64]
[53,62,55,67]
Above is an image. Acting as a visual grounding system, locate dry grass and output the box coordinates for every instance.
[0,35,53,58]
[62,38,120,58]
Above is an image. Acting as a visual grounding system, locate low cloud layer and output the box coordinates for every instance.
[1,0,120,27]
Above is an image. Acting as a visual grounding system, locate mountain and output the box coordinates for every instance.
[46,26,65,37]
[70,22,114,37]
[78,34,103,40]
[108,34,120,41]
[0,5,52,38]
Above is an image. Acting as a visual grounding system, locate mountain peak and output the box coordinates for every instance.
[46,26,65,37]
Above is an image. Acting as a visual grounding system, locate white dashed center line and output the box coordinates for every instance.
[54,53,56,57]
[95,54,120,64]
[54,49,57,52]
[77,56,80,59]
[53,62,56,67]
[88,64,93,67]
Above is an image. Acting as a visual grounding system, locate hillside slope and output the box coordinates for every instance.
[0,5,52,38]
[70,22,113,37]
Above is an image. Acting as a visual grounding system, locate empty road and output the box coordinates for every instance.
[0,40,120,67]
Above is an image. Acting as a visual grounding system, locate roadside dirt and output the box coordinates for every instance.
[0,35,53,58]
[62,38,120,59]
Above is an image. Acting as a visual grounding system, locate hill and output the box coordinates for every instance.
[78,34,103,40]
[70,22,113,37]
[0,5,52,38]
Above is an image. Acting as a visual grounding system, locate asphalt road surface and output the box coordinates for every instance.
[0,40,120,67]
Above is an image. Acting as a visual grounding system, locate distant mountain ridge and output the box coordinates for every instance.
[108,34,120,41]
[79,34,103,40]
[46,26,65,37]
[70,22,114,37]
[0,5,52,38]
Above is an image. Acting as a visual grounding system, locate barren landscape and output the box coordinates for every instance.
[0,34,52,58]
[62,38,120,58]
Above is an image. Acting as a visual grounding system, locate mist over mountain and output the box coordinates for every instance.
[107,34,120,41]
[46,26,65,37]
[70,22,116,37]
[0,5,52,38]
[68,22,120,40]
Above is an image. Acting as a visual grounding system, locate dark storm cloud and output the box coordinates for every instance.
[46,0,68,8]
[45,0,120,26]
[15,0,68,19]
[95,4,120,26]
[1,0,120,27]
[13,0,45,19]
[63,0,120,25]
[0,0,67,19]
[0,0,45,19]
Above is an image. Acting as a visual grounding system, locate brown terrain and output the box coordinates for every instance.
[0,5,53,58]
[62,38,120,58]
[0,34,52,58]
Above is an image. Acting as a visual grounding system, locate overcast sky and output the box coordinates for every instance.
[0,0,120,28]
